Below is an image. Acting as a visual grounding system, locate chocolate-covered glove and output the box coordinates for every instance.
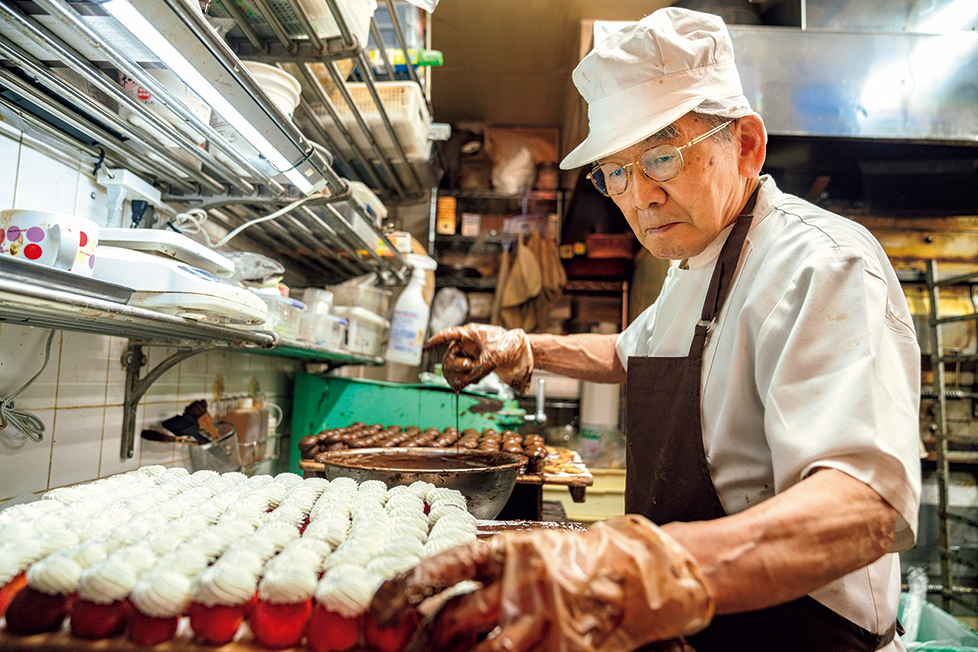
[370,515,714,652]
[423,324,533,394]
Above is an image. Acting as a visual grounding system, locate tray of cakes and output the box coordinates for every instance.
[0,466,549,652]
[298,424,592,488]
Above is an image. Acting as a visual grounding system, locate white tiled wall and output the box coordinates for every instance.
[0,122,301,503]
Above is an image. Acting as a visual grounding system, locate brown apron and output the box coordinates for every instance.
[625,187,897,651]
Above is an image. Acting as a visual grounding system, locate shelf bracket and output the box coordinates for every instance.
[120,342,221,460]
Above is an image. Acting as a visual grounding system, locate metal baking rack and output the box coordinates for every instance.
[209,0,433,203]
[0,0,426,285]
[924,260,978,616]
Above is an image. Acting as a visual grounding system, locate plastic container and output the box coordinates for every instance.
[315,81,432,159]
[298,313,348,348]
[258,293,306,340]
[243,61,302,120]
[332,305,390,356]
[367,1,424,53]
[223,398,266,467]
[348,181,388,226]
[301,288,334,314]
[329,284,392,318]
[386,253,437,365]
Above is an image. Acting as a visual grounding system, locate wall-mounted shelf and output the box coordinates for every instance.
[0,270,384,460]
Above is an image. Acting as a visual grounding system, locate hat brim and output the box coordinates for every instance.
[560,97,705,170]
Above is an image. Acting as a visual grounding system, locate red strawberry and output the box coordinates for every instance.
[0,572,27,618]
[70,597,131,639]
[249,598,313,649]
[365,610,420,652]
[305,605,362,652]
[4,586,73,635]
[128,609,179,646]
[188,601,247,645]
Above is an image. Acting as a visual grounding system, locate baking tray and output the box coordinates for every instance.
[0,255,134,304]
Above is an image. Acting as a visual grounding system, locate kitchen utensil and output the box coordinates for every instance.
[188,421,240,473]
[315,448,526,519]
[98,228,234,274]
[161,414,210,443]
[92,245,267,324]
[140,429,198,445]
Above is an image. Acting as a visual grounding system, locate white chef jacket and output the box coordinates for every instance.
[617,176,921,649]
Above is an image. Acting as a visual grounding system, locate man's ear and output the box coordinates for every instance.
[735,114,767,178]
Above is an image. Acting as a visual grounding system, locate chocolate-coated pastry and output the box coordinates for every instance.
[298,435,320,451]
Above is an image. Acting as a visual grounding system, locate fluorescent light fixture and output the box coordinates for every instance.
[103,0,314,194]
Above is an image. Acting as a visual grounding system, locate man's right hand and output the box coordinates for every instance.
[369,515,713,652]
[423,324,534,394]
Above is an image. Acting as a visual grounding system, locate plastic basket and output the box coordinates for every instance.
[316,81,431,159]
[188,421,241,473]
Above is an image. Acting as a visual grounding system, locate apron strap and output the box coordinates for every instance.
[690,185,760,360]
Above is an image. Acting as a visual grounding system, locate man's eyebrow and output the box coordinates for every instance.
[646,124,681,143]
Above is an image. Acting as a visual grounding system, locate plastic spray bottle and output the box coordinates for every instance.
[386,253,438,366]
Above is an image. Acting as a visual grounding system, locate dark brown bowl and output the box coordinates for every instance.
[316,448,526,520]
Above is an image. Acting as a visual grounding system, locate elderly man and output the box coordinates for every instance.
[372,8,922,652]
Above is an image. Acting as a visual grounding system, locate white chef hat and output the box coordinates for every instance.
[560,7,755,170]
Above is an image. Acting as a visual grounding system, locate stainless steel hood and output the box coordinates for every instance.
[729,25,978,142]
[634,0,978,143]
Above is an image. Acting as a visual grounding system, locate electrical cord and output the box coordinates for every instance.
[0,330,56,442]
[170,193,326,249]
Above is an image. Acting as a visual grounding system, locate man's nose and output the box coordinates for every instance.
[627,164,667,208]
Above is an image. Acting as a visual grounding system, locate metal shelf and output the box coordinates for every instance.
[0,274,385,366]
[437,189,562,201]
[0,0,420,285]
[924,259,978,615]
[209,0,432,203]
[0,272,385,460]
[0,276,275,346]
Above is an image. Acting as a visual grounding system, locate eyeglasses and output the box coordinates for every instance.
[587,121,732,197]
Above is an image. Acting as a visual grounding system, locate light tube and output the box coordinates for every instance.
[103,0,315,194]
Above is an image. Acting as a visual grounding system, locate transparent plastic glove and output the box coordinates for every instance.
[370,515,714,652]
[423,324,534,394]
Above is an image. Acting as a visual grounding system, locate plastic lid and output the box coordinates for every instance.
[237,398,254,409]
